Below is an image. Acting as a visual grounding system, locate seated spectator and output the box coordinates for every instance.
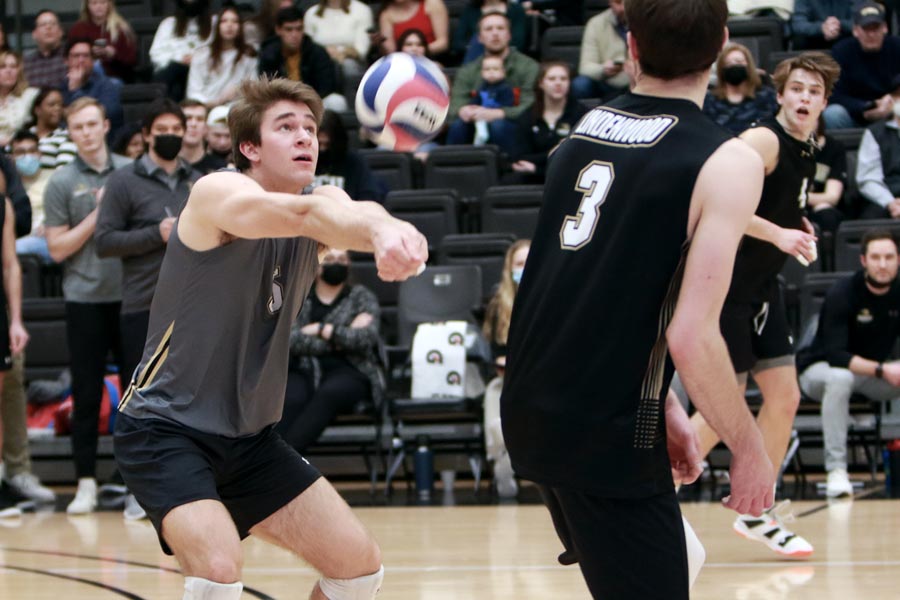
[23,10,67,90]
[702,42,778,135]
[377,0,449,56]
[856,76,900,219]
[825,2,900,129]
[204,104,233,166]
[314,110,381,201]
[807,115,848,236]
[276,248,384,452]
[149,0,215,101]
[519,0,581,26]
[792,0,853,50]
[186,6,257,106]
[10,130,53,261]
[29,87,77,169]
[303,0,374,80]
[178,99,227,174]
[571,0,628,101]
[258,7,348,112]
[470,55,518,145]
[398,27,429,58]
[111,121,145,159]
[68,0,138,83]
[797,229,900,499]
[453,0,527,64]
[63,39,124,138]
[0,52,39,148]
[509,61,587,184]
[446,12,538,155]
[482,238,529,498]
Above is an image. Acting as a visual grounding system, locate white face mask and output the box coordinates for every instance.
[893,100,900,119]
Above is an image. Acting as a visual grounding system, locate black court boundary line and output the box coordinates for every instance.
[0,563,148,599]
[1,547,277,600]
[795,487,882,518]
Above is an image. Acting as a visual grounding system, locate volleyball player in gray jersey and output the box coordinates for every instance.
[113,78,427,600]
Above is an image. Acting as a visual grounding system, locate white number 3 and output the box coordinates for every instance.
[559,161,615,250]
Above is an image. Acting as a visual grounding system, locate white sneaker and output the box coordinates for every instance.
[733,500,814,558]
[123,494,147,521]
[493,453,518,499]
[66,478,98,515]
[6,473,56,503]
[826,468,853,499]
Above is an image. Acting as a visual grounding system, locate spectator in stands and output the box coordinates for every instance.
[0,52,39,148]
[277,248,384,452]
[446,12,538,155]
[469,55,518,145]
[314,110,381,202]
[149,0,215,101]
[44,97,130,515]
[571,0,627,101]
[245,0,292,48]
[303,0,374,80]
[453,0,526,64]
[797,229,900,499]
[63,38,124,139]
[94,99,201,407]
[178,99,226,174]
[10,131,53,261]
[856,75,900,219]
[792,0,853,50]
[23,10,67,91]
[68,0,138,83]
[509,60,587,184]
[29,88,77,169]
[186,6,258,106]
[519,0,582,26]
[258,7,348,111]
[808,115,848,237]
[825,2,900,129]
[398,27,429,57]
[702,42,778,135]
[482,238,529,498]
[204,104,233,166]
[376,0,449,56]
[111,121,144,159]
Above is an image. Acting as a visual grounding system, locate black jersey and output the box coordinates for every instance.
[501,93,733,497]
[728,118,816,303]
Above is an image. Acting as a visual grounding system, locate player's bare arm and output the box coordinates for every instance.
[667,138,774,517]
[179,172,428,281]
[2,199,27,354]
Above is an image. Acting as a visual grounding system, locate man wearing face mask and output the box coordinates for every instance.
[276,248,384,452]
[95,99,202,405]
[856,74,900,219]
[10,131,53,261]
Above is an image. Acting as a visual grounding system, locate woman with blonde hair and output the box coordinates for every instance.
[68,0,138,82]
[0,51,38,147]
[482,238,530,498]
[703,42,777,134]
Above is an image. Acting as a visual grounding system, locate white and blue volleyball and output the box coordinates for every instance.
[355,53,450,151]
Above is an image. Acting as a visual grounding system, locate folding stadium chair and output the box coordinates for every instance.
[436,233,516,306]
[539,26,584,71]
[727,17,785,69]
[834,219,900,271]
[357,149,416,193]
[384,188,461,251]
[480,184,543,239]
[423,146,500,232]
[120,82,166,126]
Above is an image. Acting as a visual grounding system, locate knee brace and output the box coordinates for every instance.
[183,576,243,600]
[682,516,706,589]
[319,565,384,600]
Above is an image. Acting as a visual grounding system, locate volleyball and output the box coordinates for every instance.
[355,52,450,151]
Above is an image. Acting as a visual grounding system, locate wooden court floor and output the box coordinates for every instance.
[0,496,898,598]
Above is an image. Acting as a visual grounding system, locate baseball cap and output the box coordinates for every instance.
[855,2,886,27]
[206,104,230,126]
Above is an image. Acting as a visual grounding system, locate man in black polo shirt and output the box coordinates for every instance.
[798,228,900,498]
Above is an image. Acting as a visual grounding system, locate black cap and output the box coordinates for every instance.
[855,2,886,27]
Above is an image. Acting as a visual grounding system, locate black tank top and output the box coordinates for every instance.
[501,92,733,497]
[728,118,816,303]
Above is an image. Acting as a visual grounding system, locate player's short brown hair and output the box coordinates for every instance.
[625,0,728,80]
[229,77,324,171]
[772,52,841,98]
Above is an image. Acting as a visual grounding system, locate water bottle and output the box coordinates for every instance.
[414,435,434,500]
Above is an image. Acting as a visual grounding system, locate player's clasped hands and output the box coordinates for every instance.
[372,220,428,282]
[723,441,775,517]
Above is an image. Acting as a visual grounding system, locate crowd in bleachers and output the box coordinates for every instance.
[3,0,900,507]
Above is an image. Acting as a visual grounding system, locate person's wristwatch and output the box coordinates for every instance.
[876,363,884,379]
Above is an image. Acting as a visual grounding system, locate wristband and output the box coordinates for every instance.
[876,363,884,379]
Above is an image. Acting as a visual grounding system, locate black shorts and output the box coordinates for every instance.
[539,486,688,600]
[114,412,322,555]
[720,287,794,375]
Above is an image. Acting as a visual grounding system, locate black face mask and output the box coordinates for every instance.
[321,264,349,286]
[722,64,749,86]
[153,134,183,161]
[865,272,893,290]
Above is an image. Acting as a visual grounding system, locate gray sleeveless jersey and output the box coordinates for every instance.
[118,222,319,437]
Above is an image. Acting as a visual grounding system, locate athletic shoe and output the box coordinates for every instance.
[826,468,853,499]
[123,494,147,521]
[493,453,518,499]
[733,501,814,558]
[0,485,23,519]
[66,477,98,515]
[5,473,56,503]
